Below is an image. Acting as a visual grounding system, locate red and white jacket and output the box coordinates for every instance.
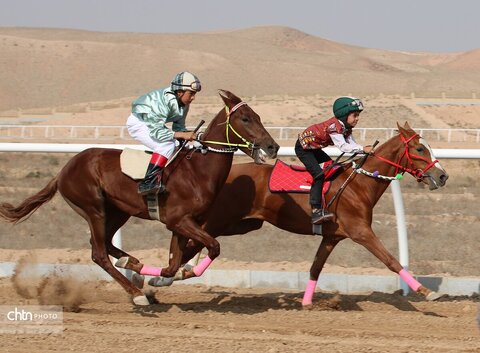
[298,117,363,153]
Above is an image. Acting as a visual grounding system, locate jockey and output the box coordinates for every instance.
[126,71,202,195]
[295,96,373,224]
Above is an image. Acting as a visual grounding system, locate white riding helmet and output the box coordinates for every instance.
[170,71,202,92]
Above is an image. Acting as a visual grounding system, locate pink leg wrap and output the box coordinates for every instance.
[140,265,162,276]
[193,256,213,276]
[399,268,421,292]
[302,279,317,306]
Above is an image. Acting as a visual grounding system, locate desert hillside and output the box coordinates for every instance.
[1,26,479,112]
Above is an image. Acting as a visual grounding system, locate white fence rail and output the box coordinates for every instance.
[1,143,479,295]
[1,125,480,143]
[1,142,479,158]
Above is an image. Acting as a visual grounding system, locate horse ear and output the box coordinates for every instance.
[404,121,412,130]
[218,89,242,108]
[396,122,407,136]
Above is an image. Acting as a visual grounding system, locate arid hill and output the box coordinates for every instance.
[1,26,479,112]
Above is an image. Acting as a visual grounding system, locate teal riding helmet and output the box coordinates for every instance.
[333,97,364,119]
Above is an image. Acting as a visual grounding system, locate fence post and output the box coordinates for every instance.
[391,180,409,296]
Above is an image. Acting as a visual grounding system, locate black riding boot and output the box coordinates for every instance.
[138,153,167,195]
[310,177,334,224]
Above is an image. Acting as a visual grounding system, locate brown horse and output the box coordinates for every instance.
[0,90,279,305]
[137,122,448,306]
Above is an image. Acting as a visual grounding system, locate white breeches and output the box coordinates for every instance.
[126,114,175,158]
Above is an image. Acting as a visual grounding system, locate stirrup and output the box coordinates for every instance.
[138,182,165,195]
[311,210,335,224]
[138,170,165,195]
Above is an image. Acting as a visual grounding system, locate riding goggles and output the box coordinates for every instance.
[345,99,364,111]
[172,80,202,92]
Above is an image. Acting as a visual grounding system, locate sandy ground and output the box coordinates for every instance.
[0,274,479,353]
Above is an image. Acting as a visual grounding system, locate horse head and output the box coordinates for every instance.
[202,90,279,164]
[396,122,449,190]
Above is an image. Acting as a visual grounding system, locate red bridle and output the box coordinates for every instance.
[372,133,439,181]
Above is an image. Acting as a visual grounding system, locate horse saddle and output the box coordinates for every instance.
[268,159,343,194]
[120,148,153,180]
[120,148,160,221]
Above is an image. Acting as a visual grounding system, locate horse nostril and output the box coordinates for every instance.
[440,173,449,185]
[268,144,279,154]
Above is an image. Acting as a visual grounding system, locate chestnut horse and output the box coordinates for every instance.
[0,90,279,305]
[137,122,448,306]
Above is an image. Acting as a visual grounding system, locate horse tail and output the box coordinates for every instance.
[0,177,58,224]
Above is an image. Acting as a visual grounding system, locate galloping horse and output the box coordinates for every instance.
[139,122,448,306]
[0,90,279,305]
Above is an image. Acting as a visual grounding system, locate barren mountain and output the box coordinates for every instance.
[1,26,479,112]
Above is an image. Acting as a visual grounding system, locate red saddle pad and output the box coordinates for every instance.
[268,160,341,194]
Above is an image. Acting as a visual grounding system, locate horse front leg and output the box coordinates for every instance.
[167,216,220,279]
[351,225,441,301]
[302,236,342,307]
[115,232,187,282]
[141,238,205,287]
[125,216,219,283]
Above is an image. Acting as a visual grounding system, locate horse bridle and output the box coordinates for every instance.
[327,133,438,208]
[372,133,439,181]
[199,101,259,153]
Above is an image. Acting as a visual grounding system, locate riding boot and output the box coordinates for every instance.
[138,153,168,195]
[310,176,334,224]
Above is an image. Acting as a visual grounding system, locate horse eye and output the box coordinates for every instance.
[416,146,425,153]
[241,116,249,123]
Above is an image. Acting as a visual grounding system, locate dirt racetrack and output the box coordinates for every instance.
[0,275,479,353]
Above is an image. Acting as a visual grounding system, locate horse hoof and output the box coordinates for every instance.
[131,273,145,289]
[148,276,174,287]
[426,291,442,301]
[115,256,130,269]
[133,295,150,306]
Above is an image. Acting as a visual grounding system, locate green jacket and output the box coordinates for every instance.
[131,87,188,142]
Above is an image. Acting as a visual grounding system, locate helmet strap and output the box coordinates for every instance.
[337,115,352,129]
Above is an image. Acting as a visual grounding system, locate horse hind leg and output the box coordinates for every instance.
[87,215,150,305]
[65,197,142,271]
[63,198,149,305]
[102,204,142,268]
